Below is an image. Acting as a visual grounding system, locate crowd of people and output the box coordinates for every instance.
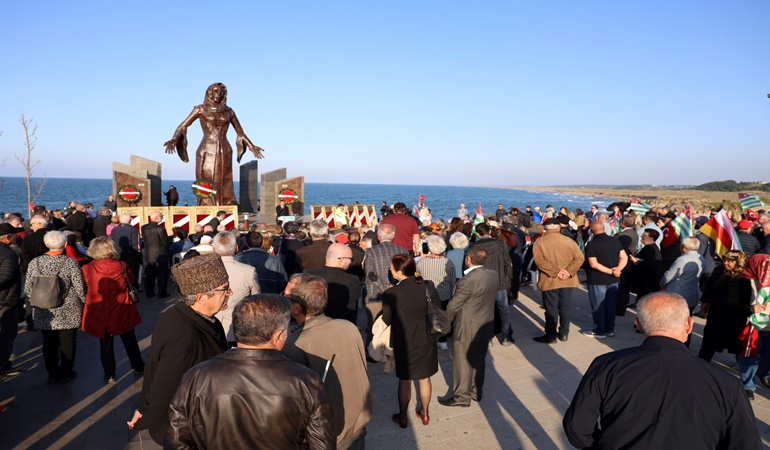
[1,194,769,448]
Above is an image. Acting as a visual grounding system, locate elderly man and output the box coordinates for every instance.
[637,211,663,250]
[380,202,420,253]
[363,224,405,346]
[296,219,333,272]
[283,275,371,449]
[563,292,761,450]
[583,221,627,338]
[66,203,92,244]
[439,247,498,407]
[166,294,335,449]
[212,232,260,343]
[661,236,704,346]
[235,231,288,294]
[467,222,514,346]
[20,215,49,329]
[0,223,22,376]
[111,213,141,284]
[307,243,361,324]
[141,211,171,298]
[92,207,112,238]
[532,218,585,343]
[128,253,230,446]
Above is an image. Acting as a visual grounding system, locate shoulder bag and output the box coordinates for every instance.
[29,259,65,310]
[425,282,451,338]
[121,262,140,304]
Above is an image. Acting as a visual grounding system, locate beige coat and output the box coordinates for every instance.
[283,315,373,447]
[214,255,261,341]
[533,231,585,291]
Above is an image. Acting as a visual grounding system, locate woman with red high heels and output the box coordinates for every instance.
[382,254,439,428]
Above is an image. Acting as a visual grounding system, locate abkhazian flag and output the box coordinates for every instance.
[628,198,651,213]
[739,193,764,211]
[698,209,742,257]
[472,203,484,238]
[671,207,692,243]
[608,215,621,236]
[750,287,770,330]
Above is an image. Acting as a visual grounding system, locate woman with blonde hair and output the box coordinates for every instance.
[81,237,144,383]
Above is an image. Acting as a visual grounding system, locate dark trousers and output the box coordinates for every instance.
[616,270,631,315]
[451,339,488,404]
[542,288,574,338]
[510,253,523,301]
[100,328,145,377]
[495,290,514,342]
[41,328,77,378]
[0,306,18,368]
[144,260,169,296]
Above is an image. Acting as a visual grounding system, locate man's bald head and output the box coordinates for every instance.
[590,221,606,235]
[635,292,693,342]
[326,243,353,269]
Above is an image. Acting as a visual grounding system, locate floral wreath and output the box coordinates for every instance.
[118,185,142,204]
[192,179,217,199]
[278,188,298,204]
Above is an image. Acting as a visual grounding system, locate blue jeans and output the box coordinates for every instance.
[587,283,619,335]
[495,290,513,342]
[740,330,770,391]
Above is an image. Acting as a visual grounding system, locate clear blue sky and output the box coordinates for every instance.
[1,1,768,186]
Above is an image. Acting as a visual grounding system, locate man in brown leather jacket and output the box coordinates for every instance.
[165,294,335,449]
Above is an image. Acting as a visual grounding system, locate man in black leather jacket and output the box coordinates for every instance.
[166,294,335,449]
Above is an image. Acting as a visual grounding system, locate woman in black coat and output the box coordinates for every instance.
[698,251,752,362]
[628,229,663,304]
[381,254,439,428]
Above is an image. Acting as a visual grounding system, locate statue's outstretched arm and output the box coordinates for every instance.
[231,111,265,162]
[164,108,200,163]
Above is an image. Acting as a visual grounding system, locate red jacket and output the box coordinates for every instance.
[81,258,141,337]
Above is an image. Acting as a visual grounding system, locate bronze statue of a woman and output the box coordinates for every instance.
[164,83,264,206]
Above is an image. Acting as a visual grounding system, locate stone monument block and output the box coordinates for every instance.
[239,160,259,213]
[112,155,163,207]
[260,168,287,220]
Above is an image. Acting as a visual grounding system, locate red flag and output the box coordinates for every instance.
[699,210,742,256]
[660,221,679,248]
[418,194,426,207]
[476,203,483,217]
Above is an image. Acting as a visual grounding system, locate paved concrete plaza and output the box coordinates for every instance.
[2,281,770,449]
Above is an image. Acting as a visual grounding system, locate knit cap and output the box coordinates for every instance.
[171,253,229,295]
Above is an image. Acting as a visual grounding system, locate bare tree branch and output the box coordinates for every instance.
[14,115,45,216]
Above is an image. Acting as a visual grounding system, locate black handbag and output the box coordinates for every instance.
[425,283,451,338]
[120,263,140,304]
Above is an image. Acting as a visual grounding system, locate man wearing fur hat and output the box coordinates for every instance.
[127,253,230,445]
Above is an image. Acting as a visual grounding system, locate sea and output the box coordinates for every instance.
[0,177,618,222]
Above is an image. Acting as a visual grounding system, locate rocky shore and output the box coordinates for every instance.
[508,186,770,216]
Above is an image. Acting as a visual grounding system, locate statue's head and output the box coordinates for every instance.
[204,83,228,106]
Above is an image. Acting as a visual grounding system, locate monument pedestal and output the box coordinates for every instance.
[261,168,305,223]
[113,156,162,207]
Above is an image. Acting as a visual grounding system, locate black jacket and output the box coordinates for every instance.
[140,221,170,265]
[0,243,20,309]
[20,228,48,273]
[563,336,761,450]
[166,348,335,449]
[467,237,512,291]
[134,303,228,445]
[307,266,361,324]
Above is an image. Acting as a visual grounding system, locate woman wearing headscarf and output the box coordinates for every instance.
[381,254,439,428]
[25,231,86,384]
[742,254,770,394]
[697,251,751,362]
